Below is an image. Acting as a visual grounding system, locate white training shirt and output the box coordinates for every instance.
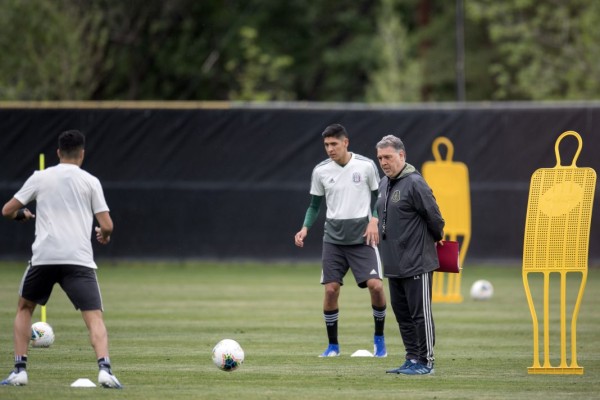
[14,163,109,268]
[310,153,380,244]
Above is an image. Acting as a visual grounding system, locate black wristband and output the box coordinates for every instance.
[14,208,26,221]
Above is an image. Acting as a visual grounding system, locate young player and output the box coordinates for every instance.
[294,124,387,357]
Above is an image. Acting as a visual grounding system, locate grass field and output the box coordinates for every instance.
[0,261,599,399]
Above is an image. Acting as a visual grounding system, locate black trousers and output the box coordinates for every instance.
[388,272,435,367]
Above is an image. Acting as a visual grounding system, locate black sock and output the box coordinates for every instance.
[372,305,386,336]
[14,355,27,372]
[324,309,339,345]
[98,357,112,371]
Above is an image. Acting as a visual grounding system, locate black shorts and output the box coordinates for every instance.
[321,242,383,288]
[19,262,104,311]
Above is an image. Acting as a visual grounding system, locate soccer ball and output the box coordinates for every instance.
[470,279,494,300]
[212,339,244,371]
[31,322,55,348]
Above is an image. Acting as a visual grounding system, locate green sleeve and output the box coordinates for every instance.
[371,190,379,218]
[302,195,323,229]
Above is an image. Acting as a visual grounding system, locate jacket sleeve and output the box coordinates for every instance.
[410,177,445,242]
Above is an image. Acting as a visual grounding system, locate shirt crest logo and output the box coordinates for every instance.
[352,172,361,183]
[391,190,401,203]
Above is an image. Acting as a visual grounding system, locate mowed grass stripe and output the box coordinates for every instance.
[0,261,598,399]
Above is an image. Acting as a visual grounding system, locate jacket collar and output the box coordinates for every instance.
[390,163,416,180]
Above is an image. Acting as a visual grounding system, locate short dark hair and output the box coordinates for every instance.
[321,124,348,139]
[58,130,85,158]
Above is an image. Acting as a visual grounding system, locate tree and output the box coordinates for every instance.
[0,0,106,100]
[467,0,600,100]
[366,0,422,102]
[225,26,294,101]
[7,1,599,102]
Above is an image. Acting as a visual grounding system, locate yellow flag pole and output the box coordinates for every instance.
[39,153,47,323]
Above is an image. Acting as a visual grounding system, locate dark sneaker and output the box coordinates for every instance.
[386,359,415,374]
[399,361,434,375]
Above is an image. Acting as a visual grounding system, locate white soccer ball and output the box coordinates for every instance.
[212,339,244,371]
[470,279,494,300]
[31,322,55,348]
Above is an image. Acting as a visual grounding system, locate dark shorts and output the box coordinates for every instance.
[19,262,104,311]
[321,242,383,288]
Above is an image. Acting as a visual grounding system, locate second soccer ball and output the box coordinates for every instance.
[31,321,55,348]
[212,339,244,371]
[470,279,494,300]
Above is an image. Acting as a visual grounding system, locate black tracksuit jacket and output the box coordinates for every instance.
[376,163,445,278]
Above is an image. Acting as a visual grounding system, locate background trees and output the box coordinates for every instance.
[1,0,598,102]
[467,0,600,100]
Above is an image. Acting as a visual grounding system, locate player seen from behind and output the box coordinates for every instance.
[1,130,122,388]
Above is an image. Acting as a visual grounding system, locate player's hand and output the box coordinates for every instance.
[20,208,35,222]
[295,227,308,248]
[95,226,111,245]
[363,218,379,247]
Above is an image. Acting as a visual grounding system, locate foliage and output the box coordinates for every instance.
[1,0,600,102]
[0,0,104,100]
[225,26,294,101]
[467,0,600,100]
[366,0,422,102]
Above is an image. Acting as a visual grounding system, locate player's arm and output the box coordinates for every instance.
[364,190,379,246]
[294,195,323,248]
[1,198,35,222]
[370,189,379,219]
[94,211,113,245]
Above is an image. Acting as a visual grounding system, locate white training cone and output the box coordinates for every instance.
[351,349,373,357]
[71,378,96,387]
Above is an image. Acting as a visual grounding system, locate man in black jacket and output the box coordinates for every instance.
[375,135,445,375]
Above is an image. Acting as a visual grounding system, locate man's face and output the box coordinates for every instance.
[323,136,349,164]
[377,146,405,178]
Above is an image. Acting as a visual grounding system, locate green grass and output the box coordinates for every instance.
[0,261,599,399]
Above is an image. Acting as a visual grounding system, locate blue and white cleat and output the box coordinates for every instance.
[98,369,123,389]
[373,335,387,358]
[0,370,28,386]
[318,344,340,357]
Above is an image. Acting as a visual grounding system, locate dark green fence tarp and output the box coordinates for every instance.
[1,102,598,263]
